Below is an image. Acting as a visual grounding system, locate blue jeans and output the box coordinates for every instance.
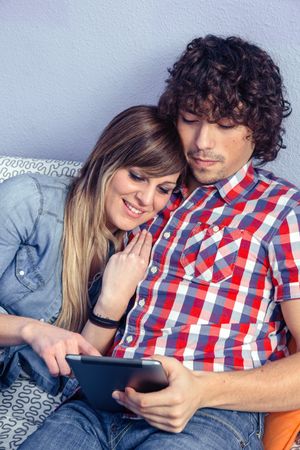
[19,399,264,449]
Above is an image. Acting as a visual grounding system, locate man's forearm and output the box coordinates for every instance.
[197,353,300,412]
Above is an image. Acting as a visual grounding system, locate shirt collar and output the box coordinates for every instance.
[216,160,258,203]
[184,160,259,204]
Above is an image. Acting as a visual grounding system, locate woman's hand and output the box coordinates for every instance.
[21,320,100,376]
[94,230,152,319]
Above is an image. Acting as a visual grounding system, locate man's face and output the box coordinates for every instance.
[177,111,255,190]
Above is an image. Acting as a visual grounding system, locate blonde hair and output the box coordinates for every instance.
[56,105,186,331]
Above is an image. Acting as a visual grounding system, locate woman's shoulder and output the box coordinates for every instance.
[0,174,73,214]
[1,173,72,196]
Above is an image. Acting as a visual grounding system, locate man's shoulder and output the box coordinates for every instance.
[256,167,300,203]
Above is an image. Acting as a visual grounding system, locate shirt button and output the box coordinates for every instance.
[150,266,158,274]
[19,270,25,276]
[125,335,133,344]
[138,298,145,307]
[163,231,171,239]
[212,225,220,233]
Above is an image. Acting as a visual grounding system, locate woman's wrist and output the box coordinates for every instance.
[20,318,43,344]
[88,309,121,329]
[93,295,124,321]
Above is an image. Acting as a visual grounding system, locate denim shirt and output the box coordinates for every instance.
[0,173,72,394]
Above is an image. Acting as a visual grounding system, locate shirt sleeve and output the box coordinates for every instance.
[269,205,300,301]
[0,175,41,279]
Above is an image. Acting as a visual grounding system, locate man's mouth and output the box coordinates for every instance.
[191,157,219,167]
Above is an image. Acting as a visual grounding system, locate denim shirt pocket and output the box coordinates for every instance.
[15,245,45,291]
[181,224,243,283]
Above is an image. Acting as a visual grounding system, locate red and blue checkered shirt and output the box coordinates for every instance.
[112,161,300,372]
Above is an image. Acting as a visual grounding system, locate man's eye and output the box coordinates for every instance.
[217,122,236,129]
[181,116,197,124]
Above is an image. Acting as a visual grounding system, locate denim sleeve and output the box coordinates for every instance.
[0,174,41,279]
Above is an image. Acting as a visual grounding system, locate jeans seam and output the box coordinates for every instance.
[109,422,133,450]
[198,411,255,448]
[256,413,264,440]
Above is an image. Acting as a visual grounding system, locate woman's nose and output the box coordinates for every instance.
[135,187,155,206]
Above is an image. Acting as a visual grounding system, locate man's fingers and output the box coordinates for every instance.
[112,391,174,430]
[113,386,171,412]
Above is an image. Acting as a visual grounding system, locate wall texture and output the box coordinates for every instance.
[0,0,299,185]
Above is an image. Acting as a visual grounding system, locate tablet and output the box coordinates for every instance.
[65,355,169,412]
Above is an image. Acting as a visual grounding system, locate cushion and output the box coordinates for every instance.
[263,410,300,450]
[263,338,300,450]
[0,155,82,182]
[0,375,61,449]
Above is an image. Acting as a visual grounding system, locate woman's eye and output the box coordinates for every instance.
[158,186,172,195]
[129,171,144,181]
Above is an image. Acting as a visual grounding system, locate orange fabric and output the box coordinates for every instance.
[263,338,300,450]
[263,410,300,450]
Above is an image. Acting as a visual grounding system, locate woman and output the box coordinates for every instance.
[0,105,185,444]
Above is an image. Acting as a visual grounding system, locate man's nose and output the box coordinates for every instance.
[195,122,214,150]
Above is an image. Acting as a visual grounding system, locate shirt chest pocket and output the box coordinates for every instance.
[180,225,243,283]
[15,245,45,291]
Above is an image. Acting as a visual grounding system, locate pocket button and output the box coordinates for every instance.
[212,225,220,233]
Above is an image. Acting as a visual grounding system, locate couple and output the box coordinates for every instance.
[1,34,300,449]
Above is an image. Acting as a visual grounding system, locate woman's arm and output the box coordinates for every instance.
[0,176,100,376]
[0,313,100,376]
[82,230,152,354]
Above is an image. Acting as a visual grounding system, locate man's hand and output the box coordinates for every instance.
[112,355,205,433]
[21,321,100,376]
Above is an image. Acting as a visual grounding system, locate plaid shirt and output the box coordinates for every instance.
[112,161,300,372]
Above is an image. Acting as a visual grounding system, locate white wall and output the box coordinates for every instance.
[0,0,299,185]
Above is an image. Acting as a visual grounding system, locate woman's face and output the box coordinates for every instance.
[105,167,180,232]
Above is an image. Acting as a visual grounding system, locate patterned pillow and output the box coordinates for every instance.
[0,155,82,449]
[0,155,82,182]
[0,376,62,450]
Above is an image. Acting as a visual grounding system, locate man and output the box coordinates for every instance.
[21,35,300,449]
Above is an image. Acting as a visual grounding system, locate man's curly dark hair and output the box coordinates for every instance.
[158,35,291,164]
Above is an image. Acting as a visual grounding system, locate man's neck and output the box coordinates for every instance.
[187,175,214,195]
